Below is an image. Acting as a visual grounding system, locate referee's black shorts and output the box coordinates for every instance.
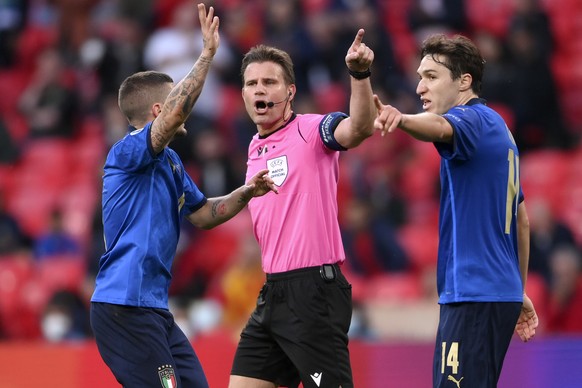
[433,301,521,388]
[231,263,353,388]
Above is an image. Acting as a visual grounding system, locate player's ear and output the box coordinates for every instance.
[459,73,472,92]
[151,103,162,118]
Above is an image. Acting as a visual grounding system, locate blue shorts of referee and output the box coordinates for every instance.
[433,302,521,388]
[90,302,208,388]
[231,263,353,388]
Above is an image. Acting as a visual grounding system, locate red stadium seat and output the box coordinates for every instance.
[363,272,423,302]
[34,255,87,296]
[465,0,515,37]
[397,223,439,273]
[520,150,569,213]
[0,253,37,339]
[0,69,30,115]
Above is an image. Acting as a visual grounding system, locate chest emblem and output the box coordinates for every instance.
[267,155,288,186]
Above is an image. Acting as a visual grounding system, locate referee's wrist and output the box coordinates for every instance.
[348,68,371,80]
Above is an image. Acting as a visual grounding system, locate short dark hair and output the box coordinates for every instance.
[118,71,173,125]
[240,44,295,86]
[420,34,485,94]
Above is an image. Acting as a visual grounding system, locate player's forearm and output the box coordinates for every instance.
[399,113,454,143]
[517,202,531,292]
[163,54,214,125]
[193,185,252,229]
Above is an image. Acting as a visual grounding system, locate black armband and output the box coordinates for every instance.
[348,68,371,80]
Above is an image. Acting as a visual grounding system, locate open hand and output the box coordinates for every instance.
[245,169,279,198]
[198,3,220,57]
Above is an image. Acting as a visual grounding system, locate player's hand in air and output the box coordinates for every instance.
[198,3,220,57]
[373,94,402,136]
[345,29,374,73]
[515,293,539,342]
[245,169,279,198]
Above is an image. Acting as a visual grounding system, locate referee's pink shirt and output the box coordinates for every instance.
[246,113,346,274]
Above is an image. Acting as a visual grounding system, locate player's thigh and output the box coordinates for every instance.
[169,322,209,388]
[91,303,193,388]
[433,302,521,388]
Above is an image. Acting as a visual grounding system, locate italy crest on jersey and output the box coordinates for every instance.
[268,155,288,186]
[158,364,177,388]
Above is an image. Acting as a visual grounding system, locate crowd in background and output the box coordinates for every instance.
[0,0,581,343]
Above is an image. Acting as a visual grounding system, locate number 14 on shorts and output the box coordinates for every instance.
[441,341,459,374]
[441,342,464,387]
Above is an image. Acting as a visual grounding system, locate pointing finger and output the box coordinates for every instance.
[351,29,365,50]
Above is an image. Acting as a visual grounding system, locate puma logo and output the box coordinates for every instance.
[447,375,464,388]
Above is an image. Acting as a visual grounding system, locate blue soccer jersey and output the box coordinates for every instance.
[434,98,524,304]
[91,123,207,309]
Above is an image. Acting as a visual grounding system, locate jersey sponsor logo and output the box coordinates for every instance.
[447,375,464,387]
[267,155,288,186]
[310,372,322,387]
[158,364,177,388]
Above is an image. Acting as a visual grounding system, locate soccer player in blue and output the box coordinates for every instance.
[373,34,539,387]
[89,4,277,388]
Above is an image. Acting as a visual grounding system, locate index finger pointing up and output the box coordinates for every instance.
[351,28,365,49]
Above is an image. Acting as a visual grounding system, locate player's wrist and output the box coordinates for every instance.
[348,68,371,80]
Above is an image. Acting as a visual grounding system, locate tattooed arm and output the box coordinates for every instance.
[187,169,278,229]
[150,3,220,154]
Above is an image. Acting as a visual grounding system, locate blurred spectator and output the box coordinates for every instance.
[143,0,235,137]
[41,289,92,342]
[33,208,81,260]
[341,197,410,277]
[0,0,27,68]
[508,0,553,59]
[49,0,99,63]
[216,233,264,334]
[528,197,578,286]
[0,115,20,164]
[546,246,582,333]
[18,47,79,140]
[86,199,104,278]
[474,31,517,109]
[0,189,32,255]
[408,0,467,43]
[187,128,240,198]
[262,0,316,99]
[340,0,407,101]
[505,9,573,152]
[218,2,263,86]
[91,14,147,103]
[304,6,345,89]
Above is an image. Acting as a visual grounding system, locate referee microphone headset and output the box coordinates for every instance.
[267,91,292,108]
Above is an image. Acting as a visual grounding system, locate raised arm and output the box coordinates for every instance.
[186,169,278,230]
[333,29,377,149]
[150,3,220,153]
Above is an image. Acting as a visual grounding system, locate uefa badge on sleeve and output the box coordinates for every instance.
[158,364,177,388]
